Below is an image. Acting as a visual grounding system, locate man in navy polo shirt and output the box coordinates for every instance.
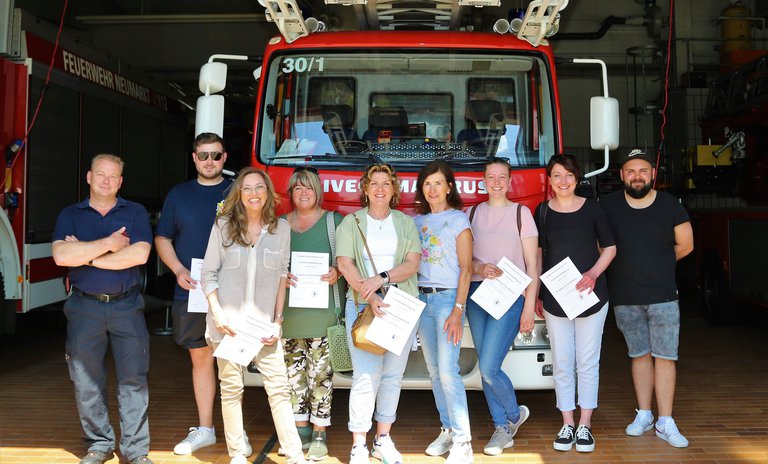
[154,132,236,455]
[52,154,154,464]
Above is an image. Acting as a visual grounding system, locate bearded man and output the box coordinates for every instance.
[601,149,694,448]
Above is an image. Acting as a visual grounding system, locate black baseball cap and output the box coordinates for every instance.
[622,148,653,167]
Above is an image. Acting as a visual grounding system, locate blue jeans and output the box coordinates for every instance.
[418,289,472,442]
[63,288,150,461]
[345,299,417,433]
[466,282,523,427]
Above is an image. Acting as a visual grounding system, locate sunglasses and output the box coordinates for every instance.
[293,166,319,175]
[366,163,394,172]
[195,151,224,161]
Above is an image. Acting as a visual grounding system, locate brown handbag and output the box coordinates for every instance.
[350,214,387,355]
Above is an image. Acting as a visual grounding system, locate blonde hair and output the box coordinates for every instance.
[287,169,323,209]
[91,154,124,173]
[359,164,401,208]
[218,167,280,246]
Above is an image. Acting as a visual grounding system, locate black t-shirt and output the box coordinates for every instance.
[600,190,690,305]
[534,198,615,318]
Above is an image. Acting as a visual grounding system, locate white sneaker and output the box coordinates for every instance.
[483,425,513,456]
[349,444,371,464]
[173,427,216,455]
[655,418,689,448]
[626,410,654,436]
[508,405,530,437]
[372,435,402,464]
[425,427,453,456]
[243,432,253,457]
[229,455,248,464]
[445,441,474,464]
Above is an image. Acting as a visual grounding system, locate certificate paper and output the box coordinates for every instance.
[288,251,330,308]
[187,258,209,313]
[213,313,279,366]
[539,257,600,320]
[469,257,532,320]
[365,286,426,355]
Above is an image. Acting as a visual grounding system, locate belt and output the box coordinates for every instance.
[72,286,134,303]
[419,287,450,294]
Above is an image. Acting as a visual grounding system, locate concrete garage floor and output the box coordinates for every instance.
[1,295,766,464]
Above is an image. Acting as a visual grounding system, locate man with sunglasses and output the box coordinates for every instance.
[155,132,236,455]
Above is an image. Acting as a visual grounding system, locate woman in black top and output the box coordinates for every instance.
[534,154,616,454]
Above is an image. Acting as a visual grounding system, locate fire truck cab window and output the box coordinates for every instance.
[260,51,556,170]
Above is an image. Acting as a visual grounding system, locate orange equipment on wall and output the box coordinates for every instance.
[718,1,763,72]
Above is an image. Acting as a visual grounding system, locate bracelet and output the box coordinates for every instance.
[274,313,284,322]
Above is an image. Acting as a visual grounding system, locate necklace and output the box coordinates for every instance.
[368,212,390,230]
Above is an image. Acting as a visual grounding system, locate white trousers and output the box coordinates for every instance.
[543,303,609,411]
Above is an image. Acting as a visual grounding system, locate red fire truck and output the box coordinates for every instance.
[194,0,619,390]
[686,52,768,323]
[0,9,187,335]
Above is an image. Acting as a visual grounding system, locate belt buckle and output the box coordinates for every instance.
[98,293,111,303]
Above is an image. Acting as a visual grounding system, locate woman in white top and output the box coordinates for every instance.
[201,167,308,464]
[336,164,421,464]
[414,161,474,464]
[465,158,539,456]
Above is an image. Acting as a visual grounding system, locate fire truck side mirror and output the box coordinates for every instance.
[199,62,228,95]
[589,96,619,150]
[195,95,224,137]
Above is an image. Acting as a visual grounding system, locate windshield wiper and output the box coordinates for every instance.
[265,152,383,166]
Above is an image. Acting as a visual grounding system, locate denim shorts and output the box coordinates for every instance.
[614,301,680,360]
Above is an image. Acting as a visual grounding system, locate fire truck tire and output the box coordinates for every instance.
[699,254,730,325]
[0,273,17,336]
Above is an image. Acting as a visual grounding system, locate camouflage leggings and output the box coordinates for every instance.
[283,337,333,426]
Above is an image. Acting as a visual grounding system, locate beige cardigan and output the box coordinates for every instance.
[201,217,290,343]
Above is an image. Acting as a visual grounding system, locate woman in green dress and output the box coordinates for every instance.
[282,166,345,461]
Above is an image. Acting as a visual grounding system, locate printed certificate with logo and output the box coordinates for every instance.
[365,286,426,355]
[469,256,532,320]
[539,257,599,320]
[288,251,329,309]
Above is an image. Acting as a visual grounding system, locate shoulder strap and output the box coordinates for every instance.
[353,213,387,301]
[325,212,342,320]
[353,214,379,277]
[468,204,479,225]
[516,203,522,236]
[538,201,548,252]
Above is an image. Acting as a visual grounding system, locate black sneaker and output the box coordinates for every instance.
[553,424,576,451]
[575,425,595,453]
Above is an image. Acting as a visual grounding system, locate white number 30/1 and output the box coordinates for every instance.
[281,57,325,73]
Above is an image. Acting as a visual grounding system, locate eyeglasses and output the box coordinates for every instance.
[293,166,319,175]
[195,151,224,161]
[241,184,267,195]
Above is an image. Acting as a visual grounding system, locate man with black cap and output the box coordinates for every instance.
[601,149,694,448]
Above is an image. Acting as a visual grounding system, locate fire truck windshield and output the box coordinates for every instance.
[258,50,556,171]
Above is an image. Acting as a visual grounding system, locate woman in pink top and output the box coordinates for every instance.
[465,158,539,456]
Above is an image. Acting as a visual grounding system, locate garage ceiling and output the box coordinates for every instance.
[13,0,520,108]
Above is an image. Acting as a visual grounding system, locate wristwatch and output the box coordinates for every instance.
[379,271,390,284]
[454,303,465,311]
